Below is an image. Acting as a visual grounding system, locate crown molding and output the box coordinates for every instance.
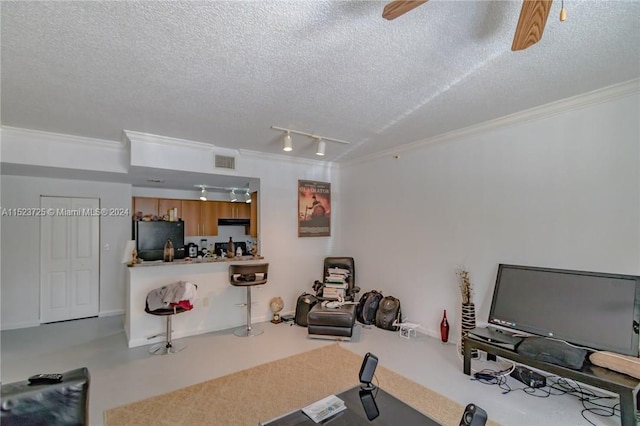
[1,126,124,151]
[122,130,239,157]
[342,78,640,167]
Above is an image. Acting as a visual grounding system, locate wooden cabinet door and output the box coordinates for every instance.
[201,201,218,236]
[133,197,158,217]
[249,192,258,238]
[218,202,250,219]
[236,203,251,219]
[158,199,181,220]
[217,201,233,219]
[181,200,202,236]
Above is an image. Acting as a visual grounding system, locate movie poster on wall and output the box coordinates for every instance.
[298,180,331,237]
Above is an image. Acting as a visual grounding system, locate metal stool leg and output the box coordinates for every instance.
[149,313,187,355]
[234,286,263,337]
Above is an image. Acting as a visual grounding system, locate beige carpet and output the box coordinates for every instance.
[105,343,498,425]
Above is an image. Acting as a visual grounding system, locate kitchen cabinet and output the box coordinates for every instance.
[217,201,250,219]
[249,192,258,238]
[158,199,181,220]
[133,197,159,217]
[182,200,218,237]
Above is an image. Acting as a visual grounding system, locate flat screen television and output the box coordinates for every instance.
[489,264,640,356]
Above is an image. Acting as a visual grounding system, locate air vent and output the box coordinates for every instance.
[215,154,235,170]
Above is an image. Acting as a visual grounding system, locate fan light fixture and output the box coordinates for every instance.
[229,190,237,202]
[271,125,349,155]
[560,0,566,21]
[283,131,293,152]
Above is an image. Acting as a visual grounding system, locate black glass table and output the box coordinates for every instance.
[260,385,441,425]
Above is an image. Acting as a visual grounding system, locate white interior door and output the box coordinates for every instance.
[40,197,99,323]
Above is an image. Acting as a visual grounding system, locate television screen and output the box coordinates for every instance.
[489,264,640,356]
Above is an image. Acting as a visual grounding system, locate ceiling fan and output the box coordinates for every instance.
[382,0,553,51]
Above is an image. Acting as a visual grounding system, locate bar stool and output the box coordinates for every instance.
[229,263,269,337]
[145,282,197,355]
[145,303,190,354]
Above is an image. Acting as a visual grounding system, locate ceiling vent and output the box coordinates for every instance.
[215,154,236,170]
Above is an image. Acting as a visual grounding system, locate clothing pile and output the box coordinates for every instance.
[146,281,198,312]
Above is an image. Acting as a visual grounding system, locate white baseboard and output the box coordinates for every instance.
[1,320,40,331]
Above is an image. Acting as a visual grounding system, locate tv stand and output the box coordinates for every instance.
[463,336,640,426]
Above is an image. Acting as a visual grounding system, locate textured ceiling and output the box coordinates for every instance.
[2,1,639,164]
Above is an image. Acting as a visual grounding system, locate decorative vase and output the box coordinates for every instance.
[163,238,174,262]
[440,310,450,343]
[460,303,478,357]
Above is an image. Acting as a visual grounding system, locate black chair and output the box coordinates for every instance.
[1,367,90,426]
[307,257,360,340]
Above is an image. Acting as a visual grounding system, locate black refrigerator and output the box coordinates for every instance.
[132,220,185,261]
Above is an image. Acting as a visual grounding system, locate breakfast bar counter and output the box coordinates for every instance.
[125,256,267,348]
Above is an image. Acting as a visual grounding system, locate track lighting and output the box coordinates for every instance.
[199,186,208,201]
[229,190,237,202]
[244,190,252,203]
[283,131,293,152]
[271,125,349,155]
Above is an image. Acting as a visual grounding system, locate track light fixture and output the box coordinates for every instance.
[271,125,349,155]
[244,190,252,203]
[198,186,208,201]
[283,131,293,152]
[229,190,237,202]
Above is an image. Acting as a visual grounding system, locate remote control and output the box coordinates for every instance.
[28,373,63,385]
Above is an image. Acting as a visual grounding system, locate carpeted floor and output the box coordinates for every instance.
[104,343,497,425]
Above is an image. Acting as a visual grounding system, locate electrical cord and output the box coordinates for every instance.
[469,364,622,425]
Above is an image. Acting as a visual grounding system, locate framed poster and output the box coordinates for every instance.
[298,180,331,237]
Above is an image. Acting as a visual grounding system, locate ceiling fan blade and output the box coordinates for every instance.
[382,0,429,20]
[511,0,553,51]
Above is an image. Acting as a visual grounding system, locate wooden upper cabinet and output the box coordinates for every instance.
[133,197,159,217]
[158,198,181,220]
[201,201,218,237]
[249,191,258,238]
[131,197,222,237]
[181,200,202,237]
[181,200,218,237]
[218,201,250,219]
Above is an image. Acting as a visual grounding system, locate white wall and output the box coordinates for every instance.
[2,85,638,335]
[0,155,339,330]
[1,176,132,328]
[339,91,640,339]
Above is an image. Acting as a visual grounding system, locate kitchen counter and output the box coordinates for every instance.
[129,255,264,267]
[125,257,268,348]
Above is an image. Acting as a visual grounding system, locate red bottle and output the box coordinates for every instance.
[440,310,450,343]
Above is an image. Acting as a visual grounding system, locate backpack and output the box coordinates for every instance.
[356,290,383,325]
[375,296,401,331]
